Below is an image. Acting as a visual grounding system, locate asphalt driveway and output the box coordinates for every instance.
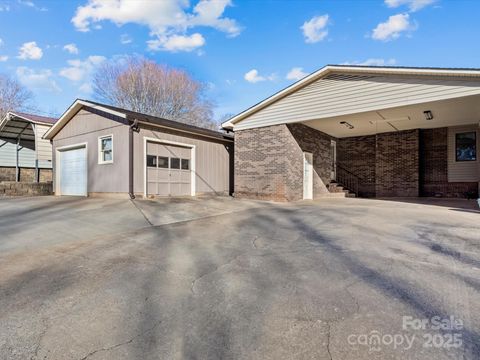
[0,196,479,359]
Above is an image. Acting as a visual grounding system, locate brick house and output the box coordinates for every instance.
[222,65,480,201]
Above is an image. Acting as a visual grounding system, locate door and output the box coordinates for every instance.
[59,146,87,196]
[303,152,313,200]
[330,140,337,181]
[146,142,192,197]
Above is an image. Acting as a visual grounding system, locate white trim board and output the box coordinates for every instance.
[143,136,196,198]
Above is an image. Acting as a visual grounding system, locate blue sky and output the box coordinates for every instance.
[0,0,479,120]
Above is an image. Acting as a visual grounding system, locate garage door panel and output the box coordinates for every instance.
[59,147,87,196]
[146,141,192,197]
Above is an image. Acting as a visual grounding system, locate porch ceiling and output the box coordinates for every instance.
[302,94,480,138]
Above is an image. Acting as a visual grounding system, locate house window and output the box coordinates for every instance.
[455,132,476,162]
[98,135,113,164]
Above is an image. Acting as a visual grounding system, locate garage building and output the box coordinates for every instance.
[44,99,233,198]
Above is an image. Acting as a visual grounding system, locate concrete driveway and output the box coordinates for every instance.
[0,196,479,359]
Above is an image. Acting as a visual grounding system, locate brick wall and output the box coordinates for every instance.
[287,123,333,198]
[420,128,478,198]
[375,129,419,197]
[235,123,333,201]
[337,135,376,197]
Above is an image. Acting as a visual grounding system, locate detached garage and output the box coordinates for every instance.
[44,99,233,198]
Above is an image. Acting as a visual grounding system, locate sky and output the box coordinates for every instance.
[0,0,479,121]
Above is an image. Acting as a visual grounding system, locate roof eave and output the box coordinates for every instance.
[223,65,480,129]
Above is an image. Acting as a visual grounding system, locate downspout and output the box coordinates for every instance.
[128,119,139,199]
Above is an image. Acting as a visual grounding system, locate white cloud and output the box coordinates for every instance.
[0,56,8,62]
[286,67,308,81]
[120,33,132,44]
[372,13,415,41]
[79,82,93,93]
[301,14,329,43]
[18,41,43,60]
[63,43,79,54]
[0,4,10,11]
[244,69,276,83]
[385,0,435,11]
[18,0,48,11]
[16,67,60,92]
[0,38,3,46]
[59,55,106,82]
[147,33,205,52]
[71,0,241,52]
[342,58,397,66]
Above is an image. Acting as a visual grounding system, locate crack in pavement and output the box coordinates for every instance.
[190,253,245,295]
[326,322,333,360]
[78,319,162,360]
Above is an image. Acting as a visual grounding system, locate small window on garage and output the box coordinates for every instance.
[158,156,168,168]
[146,155,157,167]
[181,159,190,170]
[456,132,476,161]
[98,135,113,164]
[170,157,180,169]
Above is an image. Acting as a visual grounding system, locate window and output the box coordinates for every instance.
[170,157,180,169]
[456,132,476,162]
[181,159,190,170]
[146,155,157,167]
[98,135,113,164]
[158,156,168,168]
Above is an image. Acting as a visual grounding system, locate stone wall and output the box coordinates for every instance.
[0,181,53,197]
[0,167,52,182]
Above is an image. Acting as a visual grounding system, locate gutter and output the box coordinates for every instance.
[128,118,139,199]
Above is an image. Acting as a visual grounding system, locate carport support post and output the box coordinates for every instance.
[15,137,19,182]
[32,123,39,183]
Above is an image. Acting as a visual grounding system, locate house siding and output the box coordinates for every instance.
[236,73,480,130]
[52,109,130,194]
[447,125,479,182]
[133,125,232,196]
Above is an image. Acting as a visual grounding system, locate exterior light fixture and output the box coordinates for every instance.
[423,110,434,120]
[340,121,354,129]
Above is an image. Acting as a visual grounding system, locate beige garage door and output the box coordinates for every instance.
[146,142,192,196]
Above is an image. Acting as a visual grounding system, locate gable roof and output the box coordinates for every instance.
[222,65,480,130]
[44,99,233,142]
[0,111,57,141]
[2,111,57,126]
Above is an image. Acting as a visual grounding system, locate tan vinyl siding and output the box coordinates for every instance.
[447,125,479,182]
[35,124,53,163]
[236,73,480,130]
[133,126,232,195]
[52,109,129,193]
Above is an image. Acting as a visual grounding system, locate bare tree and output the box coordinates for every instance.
[93,57,216,129]
[0,74,33,119]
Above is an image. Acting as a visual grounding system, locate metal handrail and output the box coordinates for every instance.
[335,165,361,195]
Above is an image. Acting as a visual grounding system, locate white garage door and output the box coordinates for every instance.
[59,147,87,196]
[146,142,192,197]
